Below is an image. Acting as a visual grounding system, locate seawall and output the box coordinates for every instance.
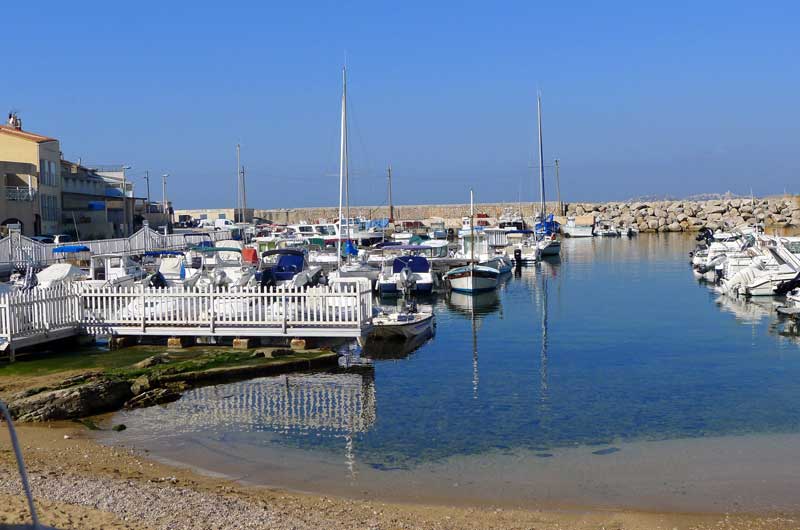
[251,196,800,233]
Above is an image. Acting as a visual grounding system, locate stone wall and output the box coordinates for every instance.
[564,196,800,232]
[254,196,800,232]
[172,196,800,233]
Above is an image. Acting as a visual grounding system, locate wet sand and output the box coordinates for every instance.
[104,427,800,513]
[1,423,798,529]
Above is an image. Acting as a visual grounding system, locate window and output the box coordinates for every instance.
[200,214,208,220]
[218,213,226,220]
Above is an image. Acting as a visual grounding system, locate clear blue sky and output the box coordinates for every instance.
[3,1,799,208]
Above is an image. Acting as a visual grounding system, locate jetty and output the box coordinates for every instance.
[0,281,373,361]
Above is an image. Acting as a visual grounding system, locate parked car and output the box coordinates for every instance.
[214,218,236,230]
[31,235,55,244]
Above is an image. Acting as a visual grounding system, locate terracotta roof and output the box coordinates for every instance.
[0,124,57,143]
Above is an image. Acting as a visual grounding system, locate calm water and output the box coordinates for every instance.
[103,234,800,510]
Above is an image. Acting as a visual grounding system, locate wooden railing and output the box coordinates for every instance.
[0,280,372,353]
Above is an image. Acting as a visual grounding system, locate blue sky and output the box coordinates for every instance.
[3,1,799,208]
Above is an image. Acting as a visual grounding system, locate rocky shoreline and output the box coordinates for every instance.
[563,197,800,233]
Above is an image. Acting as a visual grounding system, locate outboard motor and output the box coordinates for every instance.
[150,271,168,289]
[513,248,523,269]
[260,271,276,288]
[397,265,416,293]
[212,268,228,287]
[775,273,800,296]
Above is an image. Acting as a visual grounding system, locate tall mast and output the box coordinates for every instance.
[343,67,351,244]
[554,158,562,217]
[387,164,394,222]
[337,67,346,267]
[537,92,546,224]
[236,144,241,222]
[470,188,475,265]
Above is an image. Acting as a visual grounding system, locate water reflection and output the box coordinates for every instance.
[119,372,377,436]
[108,234,800,475]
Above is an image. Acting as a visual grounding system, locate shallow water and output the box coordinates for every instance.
[101,233,800,511]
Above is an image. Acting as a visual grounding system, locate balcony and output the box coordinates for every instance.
[4,187,36,202]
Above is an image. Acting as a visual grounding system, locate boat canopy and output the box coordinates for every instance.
[191,246,242,253]
[53,245,90,254]
[392,255,430,273]
[144,250,184,257]
[36,263,86,283]
[262,248,305,258]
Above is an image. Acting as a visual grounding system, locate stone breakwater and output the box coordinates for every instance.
[251,196,800,232]
[564,196,800,233]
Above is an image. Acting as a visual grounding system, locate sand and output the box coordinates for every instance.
[1,423,798,530]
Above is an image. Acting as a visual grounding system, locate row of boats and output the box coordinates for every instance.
[690,225,800,308]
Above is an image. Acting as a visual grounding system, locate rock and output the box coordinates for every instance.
[130,375,153,396]
[124,388,181,410]
[133,354,172,369]
[9,378,133,422]
[704,206,726,215]
[667,222,682,232]
[290,338,307,351]
[705,221,720,231]
[63,435,71,440]
[707,212,723,221]
[647,219,659,230]
[112,424,127,432]
[676,213,688,222]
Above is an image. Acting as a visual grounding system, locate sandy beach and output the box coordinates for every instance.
[0,423,797,530]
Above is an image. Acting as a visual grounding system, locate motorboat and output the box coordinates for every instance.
[443,263,499,293]
[537,233,561,257]
[370,300,435,339]
[377,255,434,296]
[83,254,147,288]
[722,239,800,297]
[594,220,621,237]
[260,248,323,288]
[562,216,594,238]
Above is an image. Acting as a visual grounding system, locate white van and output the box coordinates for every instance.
[214,218,236,230]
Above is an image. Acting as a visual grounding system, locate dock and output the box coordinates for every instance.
[0,281,373,361]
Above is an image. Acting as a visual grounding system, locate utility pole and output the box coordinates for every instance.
[554,158,562,216]
[387,164,394,222]
[241,165,247,222]
[144,170,151,213]
[161,173,169,219]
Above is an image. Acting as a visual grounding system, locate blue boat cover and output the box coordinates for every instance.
[273,253,305,281]
[344,240,358,256]
[392,255,430,274]
[535,214,560,235]
[53,245,90,253]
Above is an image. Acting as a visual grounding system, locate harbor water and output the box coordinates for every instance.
[100,233,800,512]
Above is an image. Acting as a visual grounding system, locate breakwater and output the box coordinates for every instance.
[253,196,800,232]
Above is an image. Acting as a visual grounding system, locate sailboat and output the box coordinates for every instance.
[328,66,381,288]
[443,190,500,293]
[534,93,561,258]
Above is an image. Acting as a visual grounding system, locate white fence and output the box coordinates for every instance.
[0,280,373,355]
[0,228,234,271]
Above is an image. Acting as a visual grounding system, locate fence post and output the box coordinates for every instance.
[209,287,216,333]
[140,284,146,333]
[282,287,287,334]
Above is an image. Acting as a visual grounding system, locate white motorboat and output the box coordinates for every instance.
[377,255,435,296]
[594,220,621,237]
[371,302,435,339]
[83,254,147,288]
[537,234,561,257]
[562,216,594,238]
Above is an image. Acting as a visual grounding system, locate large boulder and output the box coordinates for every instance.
[8,378,133,422]
[667,222,682,232]
[647,218,659,230]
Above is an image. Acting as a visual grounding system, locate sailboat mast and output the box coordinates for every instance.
[343,67,351,244]
[470,188,475,265]
[337,67,346,267]
[537,92,546,224]
[236,143,241,223]
[387,164,394,222]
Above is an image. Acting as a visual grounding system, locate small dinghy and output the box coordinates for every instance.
[371,300,435,339]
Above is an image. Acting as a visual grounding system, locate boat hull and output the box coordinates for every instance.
[446,267,499,293]
[371,313,435,339]
[377,281,434,296]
